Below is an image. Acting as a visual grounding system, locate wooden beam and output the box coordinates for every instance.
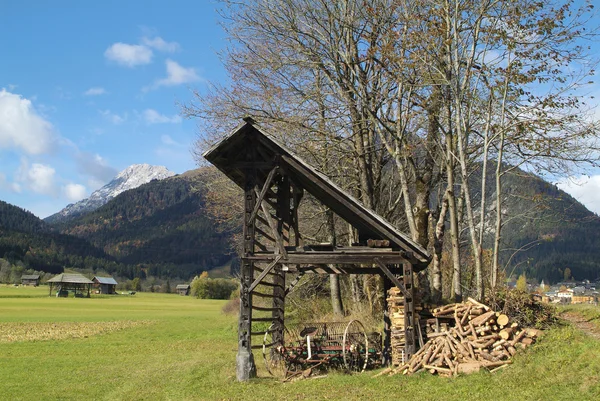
[248,166,278,225]
[249,253,405,265]
[248,255,282,293]
[374,258,410,299]
[255,189,288,258]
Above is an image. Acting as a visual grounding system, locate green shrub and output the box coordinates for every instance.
[191,273,237,300]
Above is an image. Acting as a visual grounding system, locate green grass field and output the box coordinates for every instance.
[1,286,599,400]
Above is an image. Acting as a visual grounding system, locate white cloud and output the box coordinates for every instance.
[100,109,127,125]
[63,183,87,202]
[161,134,181,146]
[144,59,200,91]
[0,89,54,155]
[75,152,118,184]
[104,43,153,67]
[0,172,22,193]
[142,36,180,52]
[557,175,600,214]
[143,109,182,124]
[84,87,107,96]
[17,161,57,195]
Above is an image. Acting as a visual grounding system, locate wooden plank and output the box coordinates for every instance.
[248,255,282,293]
[374,258,409,298]
[251,305,283,312]
[248,166,278,225]
[255,226,275,243]
[254,188,288,258]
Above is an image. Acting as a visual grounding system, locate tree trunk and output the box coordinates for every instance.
[326,208,344,316]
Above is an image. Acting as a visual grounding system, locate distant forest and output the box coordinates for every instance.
[0,174,234,281]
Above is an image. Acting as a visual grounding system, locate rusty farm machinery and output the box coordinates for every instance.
[262,320,382,379]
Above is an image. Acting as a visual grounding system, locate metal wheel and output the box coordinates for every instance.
[342,320,369,373]
[263,323,288,378]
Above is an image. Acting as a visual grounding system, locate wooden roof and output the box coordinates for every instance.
[93,276,118,285]
[47,274,94,284]
[203,119,430,266]
[21,274,40,280]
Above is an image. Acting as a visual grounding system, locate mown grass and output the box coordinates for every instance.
[1,285,599,400]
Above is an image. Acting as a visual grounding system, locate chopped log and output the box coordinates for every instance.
[497,314,510,326]
[521,337,534,346]
[525,328,543,338]
[423,365,452,375]
[458,362,482,374]
[499,327,514,340]
[467,297,490,311]
[470,311,496,327]
[510,330,527,346]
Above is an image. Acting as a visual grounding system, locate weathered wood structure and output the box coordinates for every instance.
[47,274,93,297]
[204,118,431,381]
[176,284,191,296]
[92,276,118,294]
[21,274,41,286]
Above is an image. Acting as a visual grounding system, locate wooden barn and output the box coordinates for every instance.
[176,284,191,296]
[21,274,40,286]
[203,118,431,381]
[47,274,93,297]
[92,276,118,294]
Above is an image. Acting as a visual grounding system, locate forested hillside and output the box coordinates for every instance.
[0,200,116,275]
[55,169,233,279]
[496,170,600,283]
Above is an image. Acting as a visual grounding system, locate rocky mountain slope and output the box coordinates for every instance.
[45,164,175,224]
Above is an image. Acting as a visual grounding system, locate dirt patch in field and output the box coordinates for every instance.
[561,312,600,340]
[0,320,153,343]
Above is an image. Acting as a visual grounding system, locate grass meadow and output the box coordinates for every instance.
[1,285,599,400]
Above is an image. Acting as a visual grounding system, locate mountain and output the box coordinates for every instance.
[45,164,175,224]
[54,168,234,279]
[0,201,50,234]
[492,169,600,283]
[0,200,116,275]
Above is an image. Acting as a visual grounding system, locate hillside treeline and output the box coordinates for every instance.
[0,175,234,281]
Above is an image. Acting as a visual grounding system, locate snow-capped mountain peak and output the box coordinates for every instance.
[45,164,175,223]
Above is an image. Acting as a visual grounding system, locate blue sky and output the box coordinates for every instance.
[0,0,227,217]
[1,0,600,219]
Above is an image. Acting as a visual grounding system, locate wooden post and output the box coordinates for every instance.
[237,156,257,381]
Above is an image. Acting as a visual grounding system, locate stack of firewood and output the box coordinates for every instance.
[387,287,424,366]
[387,287,408,366]
[379,297,542,377]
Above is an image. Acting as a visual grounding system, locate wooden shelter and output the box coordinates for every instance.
[21,274,40,286]
[47,274,93,298]
[176,284,191,296]
[92,276,118,294]
[203,118,431,381]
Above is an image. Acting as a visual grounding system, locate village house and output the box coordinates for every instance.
[21,274,40,286]
[176,284,190,296]
[557,288,573,303]
[572,291,599,305]
[92,276,118,294]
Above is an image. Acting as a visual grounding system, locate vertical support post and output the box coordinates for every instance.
[237,164,257,381]
[403,262,416,358]
[382,276,392,366]
[272,174,290,347]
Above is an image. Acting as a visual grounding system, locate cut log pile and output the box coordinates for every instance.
[380,297,542,377]
[387,287,423,366]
